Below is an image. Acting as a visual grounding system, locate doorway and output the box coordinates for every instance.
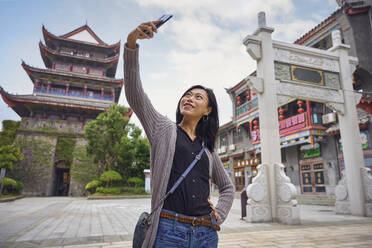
[299,158,326,194]
[53,161,70,196]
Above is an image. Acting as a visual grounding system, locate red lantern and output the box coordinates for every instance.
[237,96,241,100]
[252,92,256,96]
[253,120,258,125]
[246,95,250,100]
[297,100,304,113]
[254,125,259,130]
[279,115,285,120]
[278,108,285,115]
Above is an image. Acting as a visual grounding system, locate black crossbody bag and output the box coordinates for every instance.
[132,144,206,248]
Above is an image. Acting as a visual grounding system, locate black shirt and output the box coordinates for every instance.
[163,125,212,216]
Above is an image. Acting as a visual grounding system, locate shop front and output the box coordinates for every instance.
[337,129,372,176]
[233,157,261,191]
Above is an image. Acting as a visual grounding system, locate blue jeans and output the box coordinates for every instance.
[154,209,218,248]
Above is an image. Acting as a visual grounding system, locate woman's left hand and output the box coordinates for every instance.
[207,198,219,220]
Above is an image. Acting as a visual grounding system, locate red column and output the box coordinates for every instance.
[249,120,253,138]
[47,82,51,93]
[101,88,104,99]
[84,86,87,97]
[306,100,312,126]
[111,89,115,100]
[66,84,70,95]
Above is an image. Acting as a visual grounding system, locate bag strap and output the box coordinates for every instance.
[147,143,207,220]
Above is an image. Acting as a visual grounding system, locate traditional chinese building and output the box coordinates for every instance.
[217,0,372,201]
[0,24,129,196]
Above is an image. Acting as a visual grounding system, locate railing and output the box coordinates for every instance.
[34,88,114,101]
[236,97,258,116]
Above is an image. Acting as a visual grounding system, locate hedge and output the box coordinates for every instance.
[95,187,121,195]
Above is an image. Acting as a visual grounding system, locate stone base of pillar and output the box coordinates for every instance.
[362,167,372,217]
[335,201,351,214]
[276,204,300,224]
[246,204,272,222]
[335,167,372,217]
[365,203,372,216]
[275,163,301,224]
[246,163,300,224]
[335,173,351,214]
[246,164,272,222]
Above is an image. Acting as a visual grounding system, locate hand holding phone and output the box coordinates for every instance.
[127,14,173,49]
[143,14,173,35]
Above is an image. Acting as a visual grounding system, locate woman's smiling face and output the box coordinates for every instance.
[179,88,211,120]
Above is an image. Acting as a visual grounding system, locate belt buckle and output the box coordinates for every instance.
[191,217,197,226]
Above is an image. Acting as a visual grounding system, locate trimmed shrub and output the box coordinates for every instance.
[127,177,144,188]
[15,181,23,193]
[121,186,148,195]
[95,187,121,195]
[134,187,147,195]
[2,177,17,194]
[100,170,122,187]
[85,180,101,194]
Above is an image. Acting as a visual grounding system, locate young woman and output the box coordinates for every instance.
[125,20,235,248]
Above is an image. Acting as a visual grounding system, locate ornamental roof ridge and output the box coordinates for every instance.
[21,61,124,84]
[42,25,120,49]
[61,24,106,45]
[2,89,112,109]
[294,7,342,45]
[226,78,248,94]
[39,41,120,63]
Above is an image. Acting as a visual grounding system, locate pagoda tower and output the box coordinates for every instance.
[0,25,130,196]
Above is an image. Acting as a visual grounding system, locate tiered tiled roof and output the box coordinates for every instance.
[42,25,120,50]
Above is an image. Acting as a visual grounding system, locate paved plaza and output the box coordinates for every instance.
[0,197,372,247]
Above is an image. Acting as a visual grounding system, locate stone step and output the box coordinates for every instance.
[295,194,336,206]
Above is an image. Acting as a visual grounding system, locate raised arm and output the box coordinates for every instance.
[124,21,166,143]
[211,152,235,225]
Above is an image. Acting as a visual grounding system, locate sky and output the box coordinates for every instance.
[0,0,339,133]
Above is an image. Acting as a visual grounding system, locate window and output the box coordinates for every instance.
[220,134,228,147]
[311,34,332,50]
[233,128,243,144]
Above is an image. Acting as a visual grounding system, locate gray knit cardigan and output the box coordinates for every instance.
[124,44,235,248]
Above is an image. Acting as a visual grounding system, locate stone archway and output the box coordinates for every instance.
[243,12,371,223]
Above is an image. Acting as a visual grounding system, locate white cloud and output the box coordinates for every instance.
[116,0,336,126]
[148,72,168,80]
[273,19,318,42]
[0,0,338,132]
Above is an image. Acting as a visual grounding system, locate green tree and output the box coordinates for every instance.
[127,177,144,188]
[84,103,132,173]
[0,120,20,146]
[124,127,150,179]
[0,144,24,171]
[100,170,122,188]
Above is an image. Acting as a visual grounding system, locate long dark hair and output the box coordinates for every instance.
[176,85,219,151]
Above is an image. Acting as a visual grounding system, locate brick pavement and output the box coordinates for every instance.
[45,223,372,248]
[0,197,372,247]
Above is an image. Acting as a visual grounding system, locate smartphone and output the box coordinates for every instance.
[144,14,173,35]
